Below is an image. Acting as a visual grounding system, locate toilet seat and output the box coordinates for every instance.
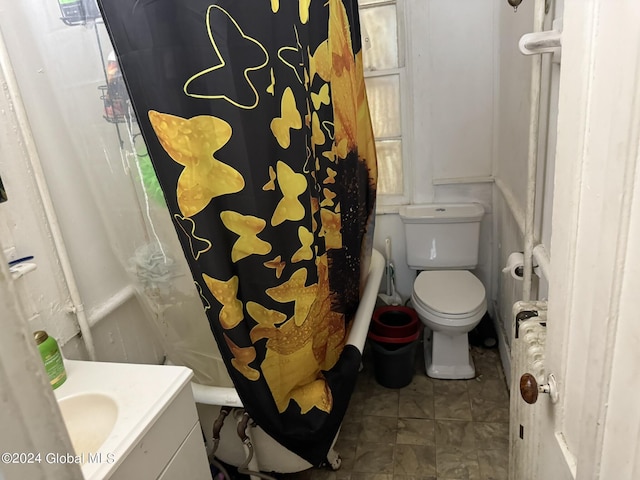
[412,270,486,319]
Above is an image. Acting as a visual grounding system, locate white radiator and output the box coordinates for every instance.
[509,300,548,480]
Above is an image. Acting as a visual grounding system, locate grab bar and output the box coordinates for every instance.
[519,18,562,56]
[519,30,561,55]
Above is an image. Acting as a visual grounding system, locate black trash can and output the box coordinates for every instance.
[368,306,421,389]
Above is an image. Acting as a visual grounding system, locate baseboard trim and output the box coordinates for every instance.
[492,300,512,389]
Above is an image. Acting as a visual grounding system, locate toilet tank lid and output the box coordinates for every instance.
[399,203,484,224]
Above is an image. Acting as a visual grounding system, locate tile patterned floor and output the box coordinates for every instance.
[282,341,509,480]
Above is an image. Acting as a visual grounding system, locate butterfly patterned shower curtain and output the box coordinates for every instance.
[97,0,377,465]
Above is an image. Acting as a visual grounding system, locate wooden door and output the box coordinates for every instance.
[515,1,640,478]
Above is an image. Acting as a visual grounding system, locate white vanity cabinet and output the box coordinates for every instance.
[55,360,211,480]
[110,384,211,480]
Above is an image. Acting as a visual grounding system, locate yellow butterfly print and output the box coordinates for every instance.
[202,274,243,330]
[311,83,330,110]
[259,253,343,414]
[195,281,211,312]
[321,134,348,164]
[322,120,335,140]
[262,340,331,413]
[271,160,307,226]
[320,188,337,207]
[292,226,314,263]
[224,333,260,381]
[183,5,268,109]
[266,68,276,95]
[266,267,318,326]
[264,255,286,279]
[247,301,287,327]
[324,167,337,184]
[271,87,302,149]
[299,0,311,24]
[312,112,326,147]
[271,0,279,13]
[263,165,277,191]
[148,111,244,217]
[320,208,342,250]
[173,214,212,260]
[303,143,312,173]
[247,301,287,343]
[308,40,331,83]
[336,138,349,159]
[220,211,272,262]
[310,196,320,233]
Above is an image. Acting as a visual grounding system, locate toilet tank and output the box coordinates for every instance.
[399,203,485,270]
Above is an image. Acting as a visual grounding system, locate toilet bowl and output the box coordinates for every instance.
[399,203,486,380]
[411,270,486,379]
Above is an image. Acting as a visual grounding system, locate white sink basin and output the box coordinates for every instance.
[58,393,118,461]
[54,360,193,479]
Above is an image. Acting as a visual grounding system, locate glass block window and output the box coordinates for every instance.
[359,0,406,202]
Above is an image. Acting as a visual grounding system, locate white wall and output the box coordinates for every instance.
[375,0,496,313]
[492,0,535,359]
[492,0,560,381]
[428,1,494,183]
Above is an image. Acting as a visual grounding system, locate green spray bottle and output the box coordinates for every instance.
[34,331,67,389]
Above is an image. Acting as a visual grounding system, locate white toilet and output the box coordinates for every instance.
[399,203,487,379]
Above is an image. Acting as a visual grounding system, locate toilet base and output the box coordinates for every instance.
[424,330,476,379]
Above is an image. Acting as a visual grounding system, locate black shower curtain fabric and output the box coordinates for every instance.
[97,0,377,466]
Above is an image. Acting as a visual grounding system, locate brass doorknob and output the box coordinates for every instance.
[519,373,559,404]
